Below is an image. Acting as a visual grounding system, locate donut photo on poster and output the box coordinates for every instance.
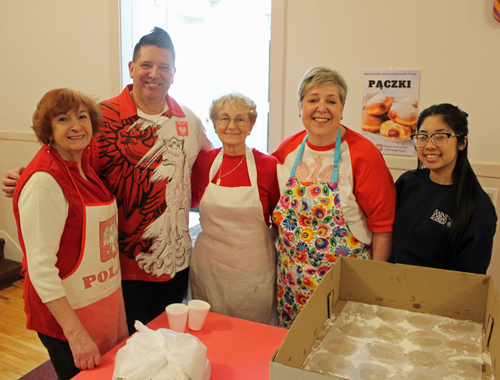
[361,70,420,156]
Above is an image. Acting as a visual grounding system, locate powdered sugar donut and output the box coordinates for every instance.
[388,101,417,126]
[380,120,412,140]
[397,97,418,108]
[361,111,383,132]
[365,94,393,116]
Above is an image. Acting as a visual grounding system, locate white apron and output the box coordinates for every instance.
[190,147,276,324]
[62,170,128,354]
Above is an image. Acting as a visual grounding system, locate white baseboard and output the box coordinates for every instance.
[0,230,23,262]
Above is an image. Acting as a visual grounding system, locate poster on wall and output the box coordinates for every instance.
[361,70,420,156]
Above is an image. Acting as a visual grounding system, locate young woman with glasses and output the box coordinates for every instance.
[391,103,497,274]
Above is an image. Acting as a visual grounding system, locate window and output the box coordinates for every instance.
[120,0,271,153]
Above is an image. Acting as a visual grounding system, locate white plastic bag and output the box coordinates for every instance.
[113,321,211,380]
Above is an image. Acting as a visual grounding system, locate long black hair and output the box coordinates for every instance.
[416,103,480,259]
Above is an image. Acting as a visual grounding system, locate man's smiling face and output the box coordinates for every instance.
[128,45,176,107]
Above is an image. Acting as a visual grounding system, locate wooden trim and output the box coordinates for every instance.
[0,131,38,142]
[268,0,287,153]
[383,155,500,179]
[1,131,499,178]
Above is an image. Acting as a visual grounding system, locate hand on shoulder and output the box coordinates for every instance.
[2,167,25,198]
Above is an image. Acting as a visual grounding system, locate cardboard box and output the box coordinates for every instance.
[271,257,499,379]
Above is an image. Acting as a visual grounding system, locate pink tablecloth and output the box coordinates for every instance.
[73,311,288,379]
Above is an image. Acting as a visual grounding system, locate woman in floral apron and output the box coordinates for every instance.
[272,67,397,328]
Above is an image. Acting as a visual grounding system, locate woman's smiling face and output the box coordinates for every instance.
[214,106,254,155]
[299,84,344,146]
[50,104,93,161]
[417,115,466,184]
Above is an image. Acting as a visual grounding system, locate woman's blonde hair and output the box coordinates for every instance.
[298,66,348,106]
[209,92,258,124]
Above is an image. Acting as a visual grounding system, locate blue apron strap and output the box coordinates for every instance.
[290,135,308,177]
[290,131,342,181]
[331,129,342,183]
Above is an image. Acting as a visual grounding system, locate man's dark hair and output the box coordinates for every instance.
[132,27,175,65]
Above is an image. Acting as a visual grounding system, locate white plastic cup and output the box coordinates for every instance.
[165,303,189,333]
[187,300,211,331]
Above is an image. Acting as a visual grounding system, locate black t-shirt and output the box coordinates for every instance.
[391,169,497,274]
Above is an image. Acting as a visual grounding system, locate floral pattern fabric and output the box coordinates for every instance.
[273,177,371,328]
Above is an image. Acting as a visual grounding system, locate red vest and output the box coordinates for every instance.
[13,145,112,340]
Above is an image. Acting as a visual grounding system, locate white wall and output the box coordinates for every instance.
[0,0,120,260]
[0,0,121,133]
[269,0,500,292]
[269,0,500,158]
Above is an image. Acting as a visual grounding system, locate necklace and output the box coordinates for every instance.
[216,154,246,185]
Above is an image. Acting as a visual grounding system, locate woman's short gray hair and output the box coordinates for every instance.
[298,66,348,106]
[209,92,258,123]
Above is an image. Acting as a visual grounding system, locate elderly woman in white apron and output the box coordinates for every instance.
[13,88,127,380]
[190,93,280,324]
[272,67,397,328]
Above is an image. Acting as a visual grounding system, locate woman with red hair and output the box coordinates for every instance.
[13,88,127,379]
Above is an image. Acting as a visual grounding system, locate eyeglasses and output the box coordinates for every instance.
[215,116,249,127]
[411,133,460,147]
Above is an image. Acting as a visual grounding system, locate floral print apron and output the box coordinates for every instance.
[272,131,371,328]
